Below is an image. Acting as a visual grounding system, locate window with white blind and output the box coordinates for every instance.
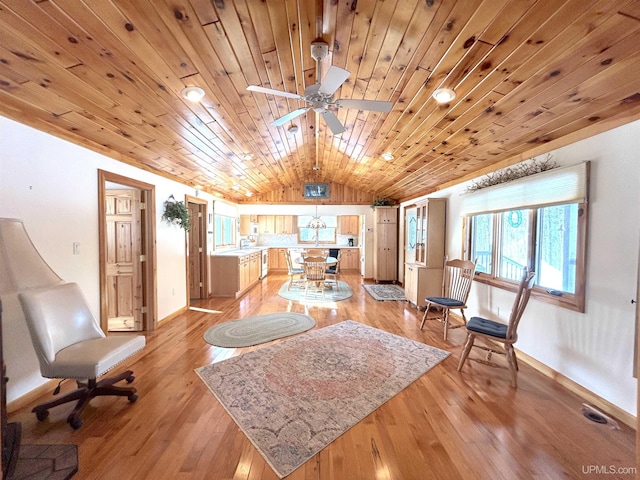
[464,162,588,312]
[214,214,236,247]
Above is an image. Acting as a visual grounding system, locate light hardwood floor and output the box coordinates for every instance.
[10,272,636,479]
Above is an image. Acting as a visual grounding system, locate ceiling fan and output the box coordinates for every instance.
[247,40,393,135]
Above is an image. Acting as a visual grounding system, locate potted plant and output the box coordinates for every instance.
[370,198,394,209]
[162,195,191,230]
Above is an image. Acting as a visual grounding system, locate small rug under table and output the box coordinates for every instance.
[277,280,352,302]
[195,320,449,478]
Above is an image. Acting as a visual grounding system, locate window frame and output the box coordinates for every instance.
[297,215,337,245]
[465,202,587,312]
[214,214,236,248]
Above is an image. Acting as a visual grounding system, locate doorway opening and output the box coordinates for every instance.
[98,170,157,333]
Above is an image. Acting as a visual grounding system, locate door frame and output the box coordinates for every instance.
[185,195,208,304]
[98,170,157,332]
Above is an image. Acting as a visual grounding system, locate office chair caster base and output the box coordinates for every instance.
[35,409,49,421]
[125,375,135,383]
[67,415,82,430]
[128,393,138,402]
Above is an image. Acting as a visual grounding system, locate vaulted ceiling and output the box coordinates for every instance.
[0,0,639,204]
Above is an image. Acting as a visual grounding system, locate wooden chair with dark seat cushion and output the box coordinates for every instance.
[324,250,342,290]
[18,282,145,429]
[457,269,536,387]
[420,258,477,340]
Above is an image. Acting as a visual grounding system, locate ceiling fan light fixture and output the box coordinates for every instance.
[381,153,394,161]
[181,86,205,102]
[432,88,456,103]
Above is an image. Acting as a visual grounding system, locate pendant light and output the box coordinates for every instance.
[306,204,326,229]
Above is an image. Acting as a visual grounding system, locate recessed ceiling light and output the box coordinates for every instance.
[432,88,456,103]
[181,86,205,102]
[232,184,241,190]
[287,124,299,135]
[242,153,254,161]
[381,153,394,161]
[245,191,253,197]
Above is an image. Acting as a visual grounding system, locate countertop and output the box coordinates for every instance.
[211,245,359,257]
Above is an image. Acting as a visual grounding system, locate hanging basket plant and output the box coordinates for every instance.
[162,195,191,230]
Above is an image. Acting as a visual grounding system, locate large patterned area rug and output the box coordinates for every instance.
[363,283,407,301]
[195,320,449,478]
[277,281,352,302]
[203,312,316,348]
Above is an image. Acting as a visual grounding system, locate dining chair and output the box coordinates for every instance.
[325,250,342,290]
[302,256,327,298]
[420,257,477,340]
[284,249,305,290]
[457,269,536,387]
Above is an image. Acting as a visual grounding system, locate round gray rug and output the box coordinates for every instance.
[203,312,316,348]
[278,281,353,302]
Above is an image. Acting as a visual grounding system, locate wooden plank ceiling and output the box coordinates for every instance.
[0,0,639,204]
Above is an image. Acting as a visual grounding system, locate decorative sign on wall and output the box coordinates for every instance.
[304,183,330,199]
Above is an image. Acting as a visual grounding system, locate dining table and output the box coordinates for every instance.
[294,256,338,266]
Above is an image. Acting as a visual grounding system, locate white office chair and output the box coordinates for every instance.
[19,282,146,429]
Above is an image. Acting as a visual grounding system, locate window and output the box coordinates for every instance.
[214,214,235,247]
[466,203,586,312]
[463,161,588,312]
[470,214,493,274]
[297,215,337,244]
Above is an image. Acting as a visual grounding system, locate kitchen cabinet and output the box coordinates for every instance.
[275,215,296,234]
[339,216,359,235]
[269,248,289,270]
[376,207,397,224]
[210,252,261,297]
[339,248,360,270]
[373,206,398,282]
[258,215,275,234]
[239,215,257,236]
[404,198,446,308]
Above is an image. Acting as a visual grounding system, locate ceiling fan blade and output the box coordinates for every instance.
[318,66,351,96]
[247,85,303,100]
[271,107,310,127]
[319,109,345,135]
[335,98,393,112]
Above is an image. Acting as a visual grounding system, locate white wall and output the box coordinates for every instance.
[0,116,217,402]
[403,119,640,416]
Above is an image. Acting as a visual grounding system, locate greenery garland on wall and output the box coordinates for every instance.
[464,154,556,193]
[162,195,191,230]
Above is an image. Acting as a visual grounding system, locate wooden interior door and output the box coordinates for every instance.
[105,189,143,331]
[187,198,207,300]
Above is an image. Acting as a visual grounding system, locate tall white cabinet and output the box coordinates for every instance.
[404,198,446,308]
[373,206,398,283]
